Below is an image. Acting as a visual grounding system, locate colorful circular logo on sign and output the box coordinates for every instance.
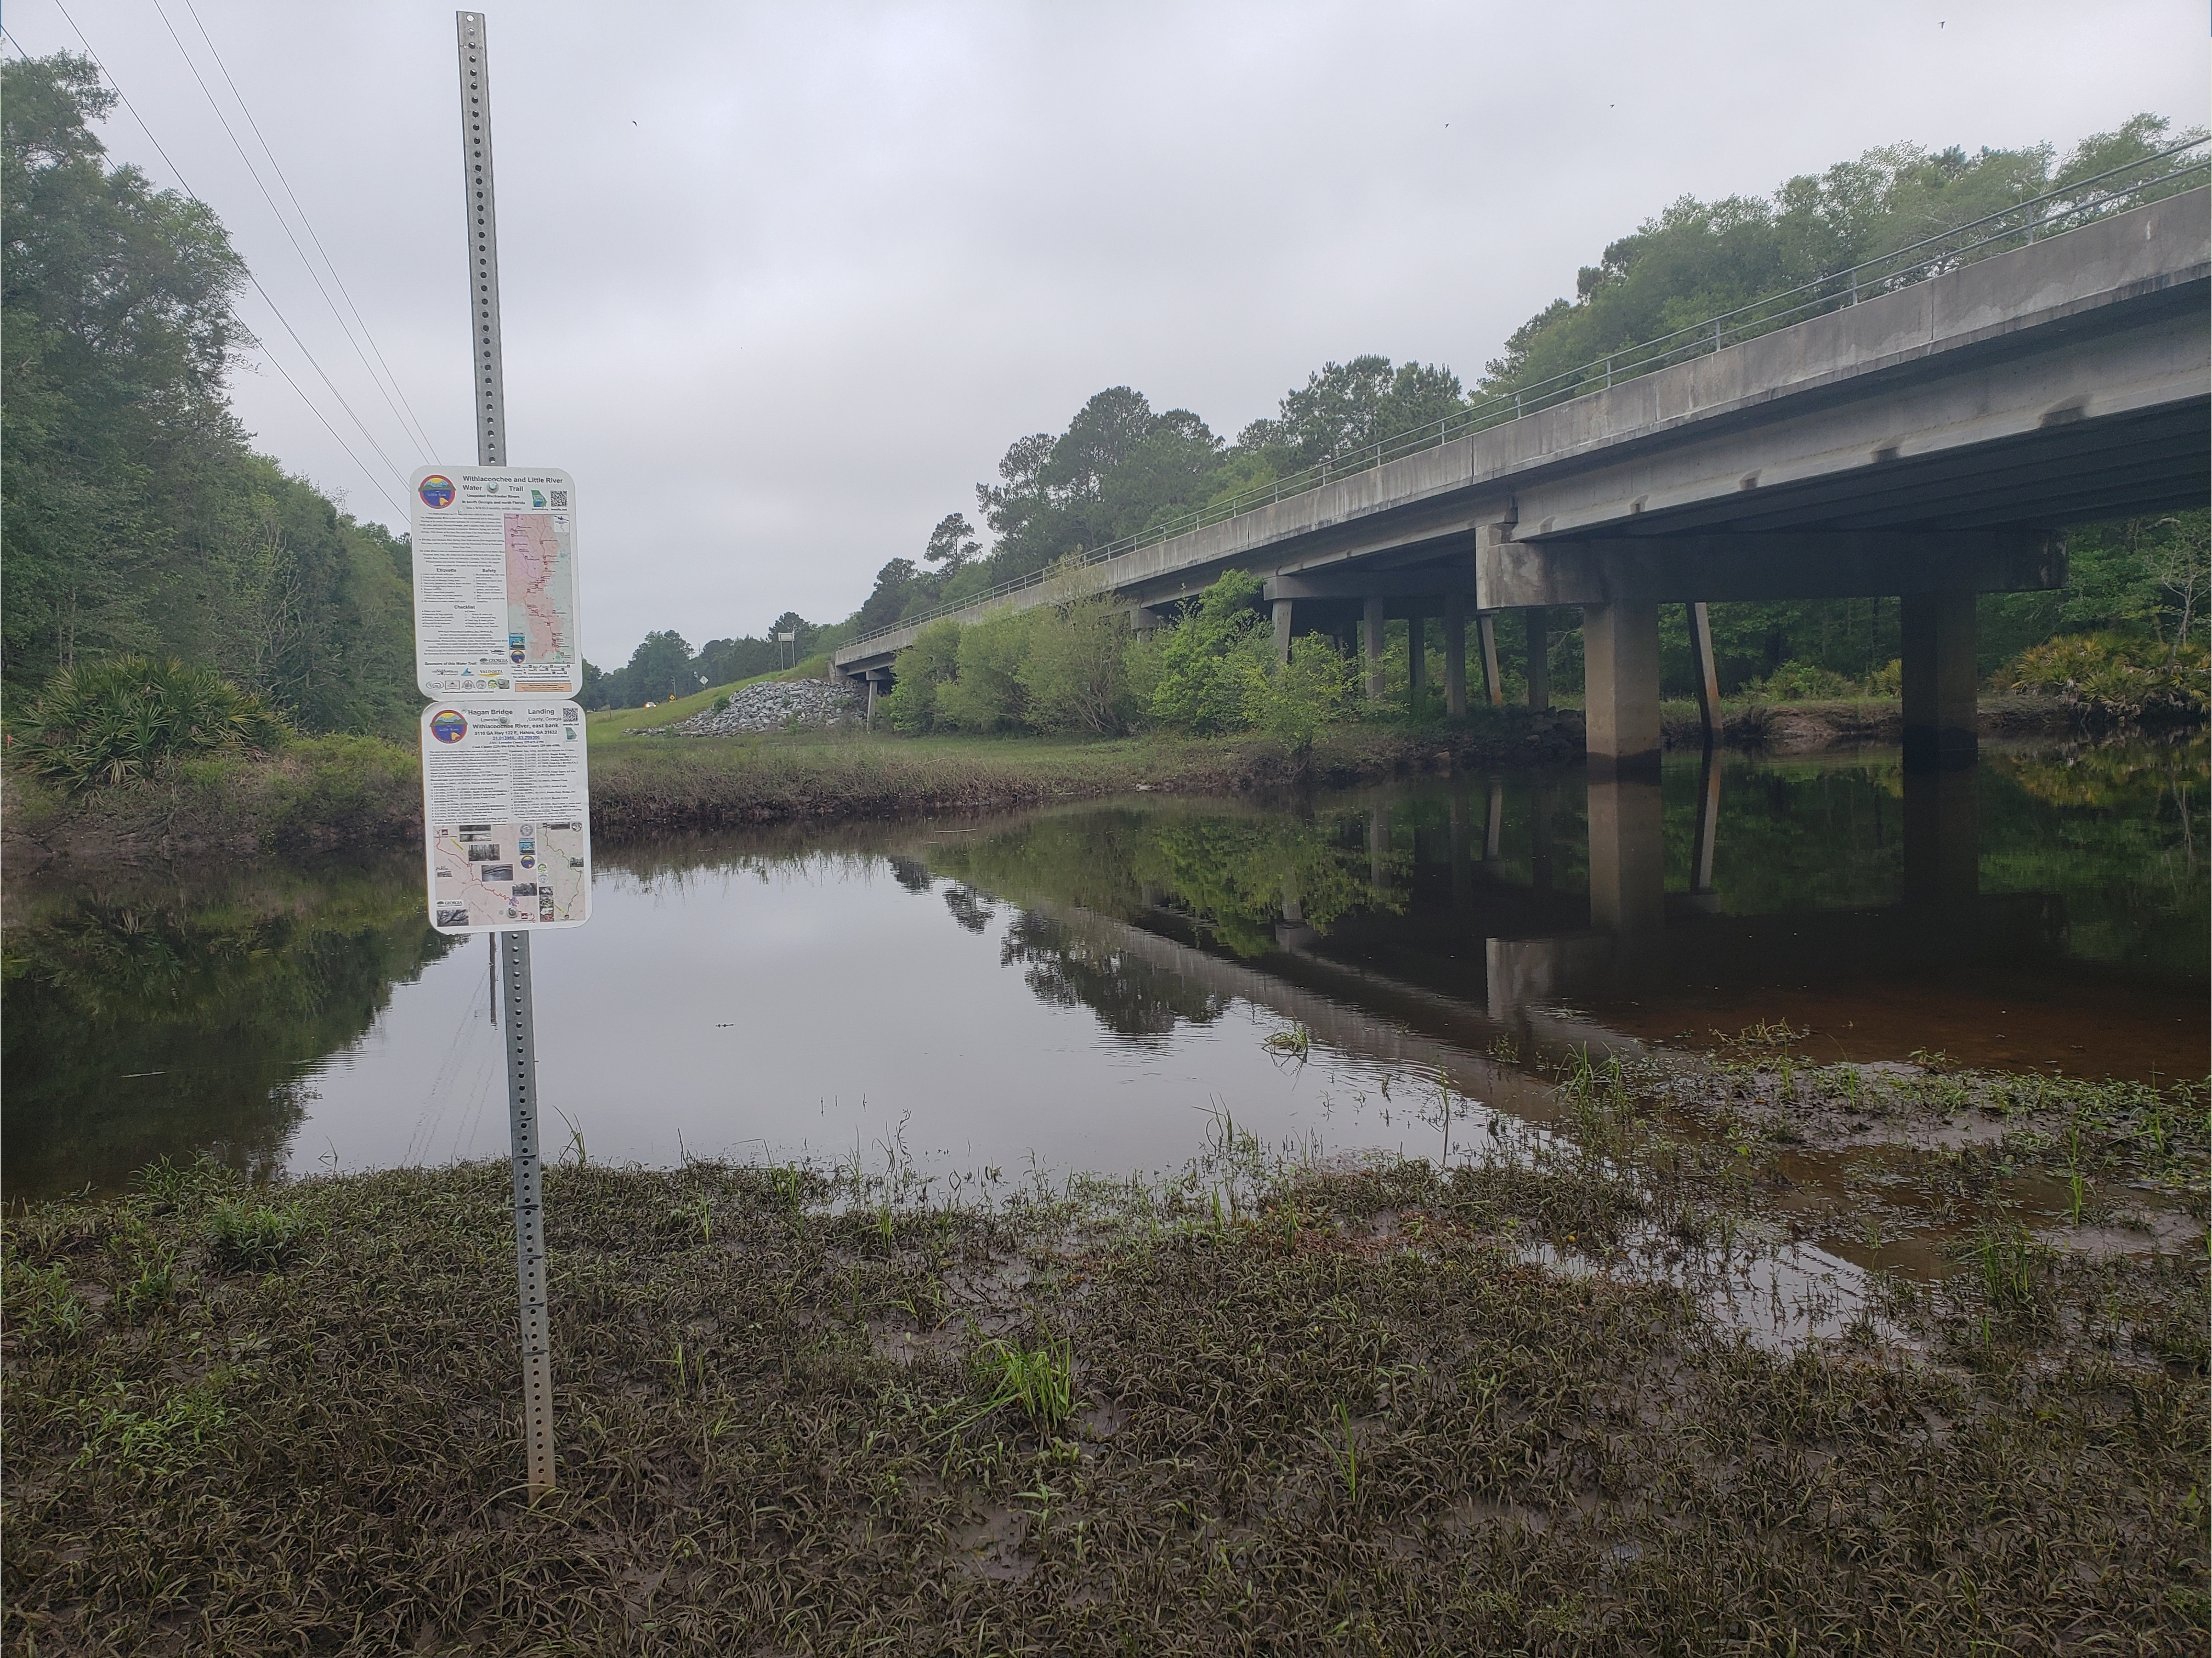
[418,475,456,508]
[429,709,468,743]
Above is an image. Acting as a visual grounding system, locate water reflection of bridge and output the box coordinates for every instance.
[1022,756,2076,1084]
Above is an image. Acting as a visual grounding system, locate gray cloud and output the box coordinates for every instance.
[10,0,2202,661]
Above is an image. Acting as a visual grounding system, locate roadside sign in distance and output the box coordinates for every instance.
[411,465,580,698]
[420,700,592,934]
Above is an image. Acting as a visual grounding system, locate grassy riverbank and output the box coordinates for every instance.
[5,1065,2205,1655]
[2,711,1585,868]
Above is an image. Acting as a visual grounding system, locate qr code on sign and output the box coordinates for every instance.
[549,490,568,507]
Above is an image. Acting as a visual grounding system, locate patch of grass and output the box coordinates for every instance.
[201,1199,309,1273]
[969,1335,1075,1432]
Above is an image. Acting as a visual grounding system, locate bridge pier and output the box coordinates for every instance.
[1405,609,1426,712]
[1902,590,1977,771]
[1363,598,1387,703]
[1271,598,1295,665]
[1523,609,1550,710]
[1581,596,1663,781]
[1443,595,1468,716]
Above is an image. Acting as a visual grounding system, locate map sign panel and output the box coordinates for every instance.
[420,700,591,933]
[410,465,580,697]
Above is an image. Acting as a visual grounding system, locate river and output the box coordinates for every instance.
[6,738,2203,1223]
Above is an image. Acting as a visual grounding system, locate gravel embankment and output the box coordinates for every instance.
[633,678,861,735]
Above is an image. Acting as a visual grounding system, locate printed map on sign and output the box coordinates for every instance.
[504,512,574,668]
[431,820,589,929]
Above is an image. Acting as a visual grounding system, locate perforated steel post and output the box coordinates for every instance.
[500,930,554,1494]
[457,11,506,470]
[458,9,553,1498]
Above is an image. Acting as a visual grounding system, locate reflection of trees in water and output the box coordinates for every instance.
[929,808,1397,961]
[1132,816,1396,957]
[2,870,452,1200]
[943,883,995,934]
[999,911,1231,1041]
[888,856,934,893]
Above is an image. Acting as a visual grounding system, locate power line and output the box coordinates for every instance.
[38,0,409,516]
[173,0,441,461]
[141,0,416,484]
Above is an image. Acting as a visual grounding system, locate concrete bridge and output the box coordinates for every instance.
[835,190,2209,774]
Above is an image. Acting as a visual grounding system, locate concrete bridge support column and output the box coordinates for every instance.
[1443,595,1468,716]
[1687,601,1720,747]
[1901,591,1977,771]
[1129,605,1164,637]
[1406,610,1426,712]
[1582,597,1663,779]
[1363,598,1387,703]
[1523,609,1550,710]
[1272,598,1295,665]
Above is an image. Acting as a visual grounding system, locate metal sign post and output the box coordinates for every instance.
[457,9,554,1499]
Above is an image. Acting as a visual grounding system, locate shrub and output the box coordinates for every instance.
[1019,592,1132,734]
[884,618,963,732]
[1743,660,1861,701]
[2007,632,2209,723]
[935,610,1033,731]
[1145,571,1268,733]
[1245,634,1359,754]
[11,657,288,792]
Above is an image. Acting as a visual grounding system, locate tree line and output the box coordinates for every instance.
[2,55,417,736]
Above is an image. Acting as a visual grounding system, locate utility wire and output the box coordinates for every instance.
[142,0,416,485]
[40,0,409,516]
[174,0,441,461]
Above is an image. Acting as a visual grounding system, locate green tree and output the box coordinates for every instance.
[621,630,695,703]
[1243,356,1466,467]
[923,513,980,570]
[2,53,416,735]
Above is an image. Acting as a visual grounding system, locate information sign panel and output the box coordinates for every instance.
[420,700,591,933]
[410,465,580,696]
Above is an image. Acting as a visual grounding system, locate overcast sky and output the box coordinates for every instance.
[8,0,2204,663]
